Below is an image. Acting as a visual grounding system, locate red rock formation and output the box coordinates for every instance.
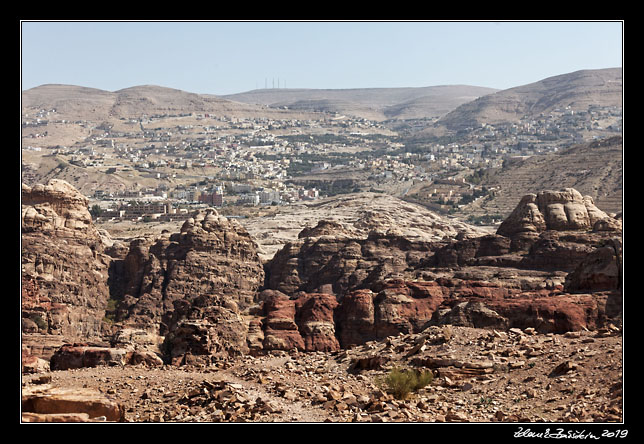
[335,289,376,348]
[483,293,610,333]
[259,291,342,352]
[21,180,113,346]
[114,209,265,361]
[295,293,340,352]
[261,290,305,351]
[260,188,623,349]
[22,182,624,367]
[371,280,444,339]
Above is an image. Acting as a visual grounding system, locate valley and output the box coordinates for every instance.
[22,68,622,242]
[21,67,624,424]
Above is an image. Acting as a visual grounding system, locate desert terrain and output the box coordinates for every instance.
[23,325,622,423]
[21,68,623,427]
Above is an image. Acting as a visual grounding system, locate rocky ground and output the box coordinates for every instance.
[94,192,491,262]
[21,325,623,424]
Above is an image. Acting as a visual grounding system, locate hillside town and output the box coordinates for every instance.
[22,101,622,224]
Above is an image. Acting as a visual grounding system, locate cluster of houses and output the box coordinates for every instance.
[91,181,322,222]
[24,102,621,223]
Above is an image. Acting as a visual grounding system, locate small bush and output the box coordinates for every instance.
[379,367,434,400]
[31,314,48,332]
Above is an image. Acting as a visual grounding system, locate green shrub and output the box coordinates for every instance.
[31,314,48,332]
[379,367,434,400]
[103,298,119,324]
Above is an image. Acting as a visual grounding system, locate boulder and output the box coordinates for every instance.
[22,385,125,422]
[49,343,163,370]
[22,346,50,374]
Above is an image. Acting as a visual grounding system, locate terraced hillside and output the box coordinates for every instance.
[472,136,623,218]
[435,68,622,132]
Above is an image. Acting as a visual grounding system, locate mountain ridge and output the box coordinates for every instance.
[223,84,500,120]
[23,67,621,124]
[22,83,500,122]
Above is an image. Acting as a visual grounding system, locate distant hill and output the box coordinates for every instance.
[21,84,323,122]
[223,85,499,121]
[432,68,622,132]
[22,84,118,121]
[23,68,620,125]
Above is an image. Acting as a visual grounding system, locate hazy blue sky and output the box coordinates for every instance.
[21,21,623,95]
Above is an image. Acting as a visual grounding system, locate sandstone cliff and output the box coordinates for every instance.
[110,208,265,363]
[22,181,266,366]
[22,180,113,347]
[22,181,622,368]
[258,188,622,350]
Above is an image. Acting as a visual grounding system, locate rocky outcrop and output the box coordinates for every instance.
[428,234,512,268]
[22,181,623,369]
[258,188,622,349]
[22,345,50,374]
[335,280,445,348]
[258,290,342,352]
[295,292,340,352]
[497,188,611,241]
[264,220,435,296]
[22,385,125,422]
[565,237,622,293]
[21,180,113,345]
[116,210,263,328]
[429,291,612,333]
[163,294,251,364]
[22,181,266,368]
[112,208,265,362]
[22,180,98,237]
[260,290,305,351]
[50,343,163,370]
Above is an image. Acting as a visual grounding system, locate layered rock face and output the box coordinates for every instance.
[22,181,622,368]
[114,210,263,326]
[265,227,435,296]
[112,208,265,363]
[335,281,446,348]
[22,182,265,366]
[259,290,340,352]
[21,181,112,346]
[259,188,622,349]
